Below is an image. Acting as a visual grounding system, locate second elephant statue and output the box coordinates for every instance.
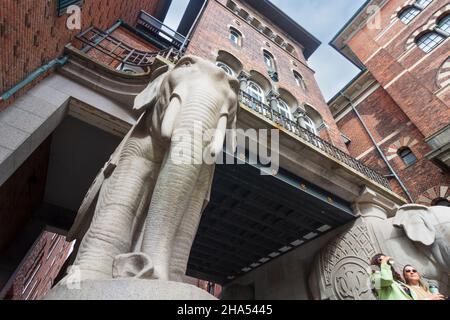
[392,204,450,274]
[309,188,450,300]
[65,55,240,282]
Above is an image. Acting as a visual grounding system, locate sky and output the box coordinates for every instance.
[163,0,366,101]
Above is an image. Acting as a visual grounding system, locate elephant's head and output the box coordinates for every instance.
[134,55,240,157]
[392,204,450,245]
[393,204,437,246]
[392,204,450,272]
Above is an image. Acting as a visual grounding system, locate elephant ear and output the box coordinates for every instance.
[133,65,170,112]
[392,205,436,246]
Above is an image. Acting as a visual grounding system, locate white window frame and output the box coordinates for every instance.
[399,6,421,24]
[246,81,264,102]
[415,0,433,9]
[277,100,293,121]
[417,32,445,53]
[216,62,235,76]
[438,15,450,33]
[302,115,317,135]
[263,51,276,71]
[229,28,242,47]
[294,72,306,90]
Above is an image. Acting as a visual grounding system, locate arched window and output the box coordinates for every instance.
[229,28,242,47]
[216,50,243,75]
[432,198,450,207]
[399,7,421,24]
[415,0,433,8]
[245,81,265,112]
[293,71,306,90]
[247,81,264,101]
[398,0,433,24]
[277,100,293,120]
[216,62,235,76]
[438,15,450,33]
[398,147,417,166]
[302,115,317,135]
[416,32,445,53]
[263,51,276,71]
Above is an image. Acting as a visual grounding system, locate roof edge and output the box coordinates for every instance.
[327,69,368,105]
[329,0,388,67]
[241,0,322,59]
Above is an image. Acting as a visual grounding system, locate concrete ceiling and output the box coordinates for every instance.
[44,116,121,213]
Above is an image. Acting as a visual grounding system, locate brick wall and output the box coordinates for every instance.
[4,231,71,300]
[336,85,450,201]
[0,137,51,253]
[0,0,162,111]
[345,0,450,139]
[85,26,160,69]
[186,0,348,151]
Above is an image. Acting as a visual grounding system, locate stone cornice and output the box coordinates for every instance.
[330,0,390,67]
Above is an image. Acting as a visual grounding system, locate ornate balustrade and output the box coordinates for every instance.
[239,91,392,190]
[75,27,182,69]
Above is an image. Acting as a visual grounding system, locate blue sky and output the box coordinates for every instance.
[164,0,366,101]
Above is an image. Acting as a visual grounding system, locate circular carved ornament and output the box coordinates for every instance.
[332,257,375,300]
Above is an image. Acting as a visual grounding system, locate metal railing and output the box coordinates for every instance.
[73,24,390,190]
[137,11,187,50]
[75,27,182,68]
[239,91,392,189]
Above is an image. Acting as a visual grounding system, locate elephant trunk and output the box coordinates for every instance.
[140,90,221,280]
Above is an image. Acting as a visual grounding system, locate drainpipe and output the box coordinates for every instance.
[340,92,414,203]
[0,19,123,102]
[0,56,69,102]
[179,0,209,53]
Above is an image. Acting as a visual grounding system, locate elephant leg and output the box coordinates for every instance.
[130,182,153,252]
[74,132,163,280]
[140,160,202,281]
[169,165,214,281]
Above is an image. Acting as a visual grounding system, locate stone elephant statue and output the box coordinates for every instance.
[392,204,450,274]
[309,194,450,300]
[65,55,239,283]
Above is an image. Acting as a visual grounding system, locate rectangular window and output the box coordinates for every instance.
[57,0,83,16]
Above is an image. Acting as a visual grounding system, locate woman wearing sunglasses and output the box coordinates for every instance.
[370,253,416,300]
[403,265,445,300]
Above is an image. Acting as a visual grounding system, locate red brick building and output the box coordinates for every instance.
[0,0,172,300]
[0,0,170,111]
[329,0,450,204]
[1,0,419,301]
[183,0,348,151]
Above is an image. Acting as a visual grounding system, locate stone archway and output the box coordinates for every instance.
[386,136,419,161]
[417,185,450,206]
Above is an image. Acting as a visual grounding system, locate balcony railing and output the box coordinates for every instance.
[137,11,187,50]
[75,26,182,68]
[239,91,392,190]
[72,23,390,190]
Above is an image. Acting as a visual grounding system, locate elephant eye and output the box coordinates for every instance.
[180,61,192,68]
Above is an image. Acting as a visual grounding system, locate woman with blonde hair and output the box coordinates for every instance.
[402,265,445,301]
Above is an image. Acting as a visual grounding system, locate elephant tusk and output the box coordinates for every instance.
[161,95,182,140]
[210,115,228,158]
